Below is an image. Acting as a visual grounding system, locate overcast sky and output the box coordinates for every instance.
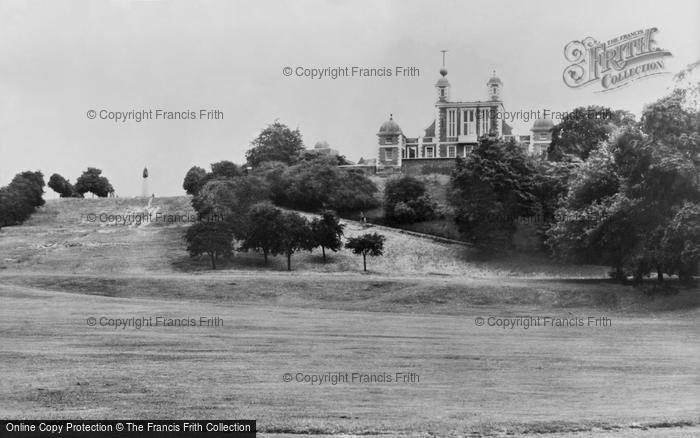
[1,0,698,197]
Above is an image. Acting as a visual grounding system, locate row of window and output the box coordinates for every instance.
[386,145,460,160]
[445,108,492,138]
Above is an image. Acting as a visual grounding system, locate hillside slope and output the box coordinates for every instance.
[0,196,608,278]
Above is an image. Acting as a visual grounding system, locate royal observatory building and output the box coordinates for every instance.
[375,60,551,174]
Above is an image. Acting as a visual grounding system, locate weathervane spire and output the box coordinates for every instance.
[441,49,448,68]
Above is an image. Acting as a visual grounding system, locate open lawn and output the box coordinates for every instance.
[0,197,698,437]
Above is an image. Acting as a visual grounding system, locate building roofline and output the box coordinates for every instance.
[436,100,503,107]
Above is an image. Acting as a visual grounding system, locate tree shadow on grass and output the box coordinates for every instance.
[170,251,290,273]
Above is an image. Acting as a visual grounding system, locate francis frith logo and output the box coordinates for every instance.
[563,27,672,92]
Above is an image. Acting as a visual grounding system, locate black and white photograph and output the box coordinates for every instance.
[0,0,699,437]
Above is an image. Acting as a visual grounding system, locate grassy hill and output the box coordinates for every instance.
[1,196,699,436]
[1,196,607,278]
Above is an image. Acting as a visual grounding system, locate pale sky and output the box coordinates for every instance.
[1,0,698,196]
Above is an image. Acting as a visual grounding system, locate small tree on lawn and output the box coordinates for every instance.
[345,233,386,272]
[184,221,233,270]
[276,211,312,271]
[240,202,282,264]
[310,210,345,262]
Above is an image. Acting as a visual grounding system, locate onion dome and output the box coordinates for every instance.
[487,70,502,85]
[532,117,555,131]
[378,114,402,135]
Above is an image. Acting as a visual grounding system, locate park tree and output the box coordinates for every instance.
[660,202,700,282]
[239,202,282,264]
[74,167,114,197]
[183,166,208,195]
[0,186,33,228]
[281,156,339,210]
[184,221,234,270]
[384,176,436,223]
[210,160,243,179]
[278,156,378,213]
[640,88,700,165]
[276,211,312,271]
[673,58,700,110]
[547,106,635,161]
[310,210,345,262]
[531,159,581,236]
[0,171,46,228]
[450,138,537,249]
[326,168,379,213]
[546,87,700,282]
[48,173,79,198]
[245,121,305,168]
[191,176,269,235]
[345,232,386,272]
[10,171,45,210]
[253,160,289,205]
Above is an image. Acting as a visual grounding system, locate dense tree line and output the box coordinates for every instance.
[185,190,383,271]
[0,171,46,229]
[182,125,385,270]
[255,155,379,213]
[448,85,700,283]
[547,89,700,282]
[48,168,114,198]
[184,123,378,214]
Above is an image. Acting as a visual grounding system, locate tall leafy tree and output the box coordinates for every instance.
[450,138,537,249]
[182,166,208,195]
[246,121,305,168]
[10,171,45,209]
[548,106,635,161]
[0,171,46,228]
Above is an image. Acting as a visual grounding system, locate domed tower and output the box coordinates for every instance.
[377,114,404,168]
[435,50,450,102]
[530,117,554,158]
[487,70,503,101]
